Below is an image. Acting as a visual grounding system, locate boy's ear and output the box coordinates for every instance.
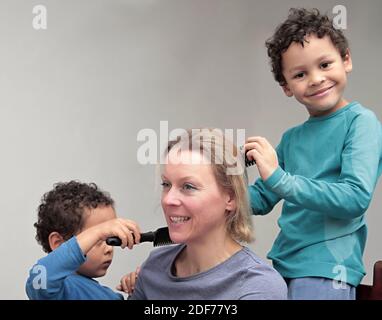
[48,232,65,251]
[282,84,294,97]
[343,49,353,73]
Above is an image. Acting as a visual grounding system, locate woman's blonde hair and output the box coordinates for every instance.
[164,128,254,243]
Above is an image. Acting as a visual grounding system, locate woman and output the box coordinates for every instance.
[126,129,287,299]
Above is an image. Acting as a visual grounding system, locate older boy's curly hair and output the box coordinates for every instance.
[35,181,114,253]
[266,8,349,86]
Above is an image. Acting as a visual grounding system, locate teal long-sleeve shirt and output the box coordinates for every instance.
[249,102,382,286]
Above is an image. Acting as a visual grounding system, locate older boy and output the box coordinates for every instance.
[245,8,382,299]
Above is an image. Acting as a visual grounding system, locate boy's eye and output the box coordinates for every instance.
[293,72,305,79]
[320,62,331,69]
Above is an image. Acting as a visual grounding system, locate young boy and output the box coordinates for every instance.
[245,8,382,300]
[26,181,141,300]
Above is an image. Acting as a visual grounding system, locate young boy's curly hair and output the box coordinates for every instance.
[35,181,114,253]
[266,8,349,86]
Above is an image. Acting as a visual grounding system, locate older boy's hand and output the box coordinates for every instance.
[244,136,279,181]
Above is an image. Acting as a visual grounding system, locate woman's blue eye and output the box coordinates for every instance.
[161,182,170,188]
[183,183,196,191]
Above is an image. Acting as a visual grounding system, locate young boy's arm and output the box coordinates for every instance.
[26,236,87,299]
[246,114,382,220]
[26,218,140,299]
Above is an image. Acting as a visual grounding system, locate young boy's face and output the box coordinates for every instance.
[77,206,116,278]
[281,34,352,117]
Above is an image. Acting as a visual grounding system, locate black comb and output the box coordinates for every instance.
[240,145,256,167]
[245,154,256,167]
[106,227,174,247]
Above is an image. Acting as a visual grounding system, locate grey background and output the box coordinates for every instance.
[0,0,380,299]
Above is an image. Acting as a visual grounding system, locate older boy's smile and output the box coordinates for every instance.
[307,84,335,98]
[281,35,352,117]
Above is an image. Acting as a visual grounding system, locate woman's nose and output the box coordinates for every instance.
[162,188,181,206]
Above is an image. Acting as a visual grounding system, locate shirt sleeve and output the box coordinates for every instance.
[263,113,382,220]
[249,141,283,215]
[25,236,86,299]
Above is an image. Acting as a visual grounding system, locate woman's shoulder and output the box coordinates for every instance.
[238,247,272,266]
[239,247,281,275]
[236,247,288,299]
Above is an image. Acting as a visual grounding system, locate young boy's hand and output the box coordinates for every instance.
[77,218,141,254]
[95,218,141,249]
[244,136,279,181]
[117,266,140,295]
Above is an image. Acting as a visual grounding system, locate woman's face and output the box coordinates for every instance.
[161,150,235,245]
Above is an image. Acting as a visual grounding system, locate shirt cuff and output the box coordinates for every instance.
[68,236,87,265]
[264,166,285,190]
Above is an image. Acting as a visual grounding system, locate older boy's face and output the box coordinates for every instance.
[281,35,352,117]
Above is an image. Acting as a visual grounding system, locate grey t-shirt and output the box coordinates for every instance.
[129,244,287,300]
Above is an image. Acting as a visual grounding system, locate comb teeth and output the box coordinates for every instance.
[240,145,256,167]
[245,157,256,167]
[153,227,174,247]
[153,240,173,247]
[153,238,174,247]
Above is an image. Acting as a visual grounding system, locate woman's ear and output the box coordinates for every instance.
[225,193,237,212]
[48,232,65,251]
